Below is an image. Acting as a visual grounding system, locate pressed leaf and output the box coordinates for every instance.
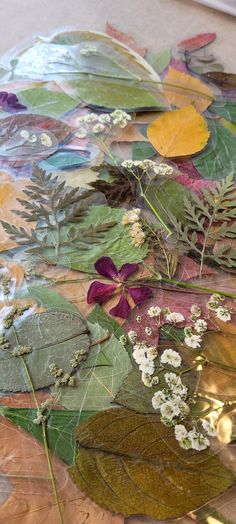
[0,405,95,464]
[0,311,90,392]
[144,178,192,224]
[69,408,234,520]
[211,99,236,125]
[198,332,236,401]
[40,150,90,170]
[70,78,164,110]
[163,67,213,112]
[147,105,210,157]
[147,48,171,74]
[105,22,146,57]
[193,120,236,179]
[52,321,132,411]
[178,33,216,52]
[202,71,236,90]
[17,88,78,117]
[24,285,82,315]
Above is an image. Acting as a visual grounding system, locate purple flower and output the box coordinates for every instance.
[87,256,151,319]
[0,92,27,113]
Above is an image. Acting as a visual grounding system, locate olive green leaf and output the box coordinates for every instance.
[21,286,82,316]
[0,405,95,465]
[18,88,78,117]
[68,408,234,520]
[52,321,132,411]
[0,311,90,392]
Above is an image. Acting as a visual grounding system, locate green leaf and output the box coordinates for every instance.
[24,286,82,315]
[0,405,95,464]
[52,321,132,410]
[193,120,236,179]
[211,100,236,125]
[132,141,156,161]
[87,304,132,357]
[68,408,234,520]
[40,150,90,170]
[36,205,148,272]
[0,311,90,392]
[17,88,78,117]
[144,179,191,225]
[70,78,164,110]
[147,48,171,73]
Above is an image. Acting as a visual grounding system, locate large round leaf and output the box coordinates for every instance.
[0,311,90,392]
[69,408,234,521]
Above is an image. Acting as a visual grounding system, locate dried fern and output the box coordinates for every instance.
[1,165,116,260]
[170,174,236,275]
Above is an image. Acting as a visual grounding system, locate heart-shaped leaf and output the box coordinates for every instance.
[147,105,210,157]
[0,311,90,392]
[68,407,234,520]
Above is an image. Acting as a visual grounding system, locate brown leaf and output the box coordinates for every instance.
[105,22,146,57]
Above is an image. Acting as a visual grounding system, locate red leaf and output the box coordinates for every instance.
[176,173,215,195]
[105,22,147,57]
[178,33,216,52]
[175,256,217,281]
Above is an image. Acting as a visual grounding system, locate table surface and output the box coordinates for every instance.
[0,1,235,524]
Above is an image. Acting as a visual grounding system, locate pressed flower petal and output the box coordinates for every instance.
[87,281,117,304]
[127,286,152,304]
[109,294,131,318]
[95,257,118,279]
[119,262,139,281]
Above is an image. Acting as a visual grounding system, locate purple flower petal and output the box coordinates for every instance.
[119,262,139,281]
[0,91,27,113]
[127,286,152,305]
[87,281,117,304]
[95,257,118,280]
[109,294,131,319]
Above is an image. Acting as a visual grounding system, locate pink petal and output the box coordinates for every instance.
[87,281,117,304]
[95,257,118,279]
[109,294,131,319]
[127,286,152,305]
[119,262,139,281]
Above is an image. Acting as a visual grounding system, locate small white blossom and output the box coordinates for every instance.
[92,123,106,134]
[153,162,173,176]
[133,348,146,365]
[141,372,153,387]
[207,293,223,311]
[83,112,98,123]
[194,319,208,333]
[160,349,182,368]
[145,326,152,336]
[146,346,158,360]
[202,419,217,437]
[190,304,201,318]
[160,400,181,420]
[127,330,137,344]
[98,114,111,124]
[152,390,167,410]
[20,129,30,139]
[184,334,202,349]
[139,359,155,375]
[136,315,142,323]
[215,306,231,322]
[165,312,185,323]
[147,306,161,318]
[121,159,134,169]
[188,429,210,451]
[175,424,188,441]
[122,208,141,224]
[28,133,37,143]
[179,438,192,449]
[40,133,52,147]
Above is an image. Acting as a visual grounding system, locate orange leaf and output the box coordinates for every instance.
[163,67,213,113]
[147,105,210,158]
[0,173,34,253]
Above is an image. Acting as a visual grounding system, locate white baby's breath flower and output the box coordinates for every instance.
[175,424,188,441]
[146,346,158,360]
[121,159,134,169]
[202,419,217,437]
[20,129,30,139]
[190,304,201,318]
[127,330,137,344]
[83,112,98,123]
[133,348,146,365]
[98,114,111,124]
[122,208,141,224]
[152,390,166,410]
[188,429,210,451]
[141,372,152,387]
[160,349,181,368]
[139,359,155,375]
[184,334,202,349]
[92,123,106,134]
[40,133,52,147]
[145,326,152,336]
[194,319,208,333]
[179,438,192,450]
[215,306,231,322]
[153,162,173,176]
[28,133,37,143]
[147,306,161,318]
[160,400,181,420]
[165,311,185,323]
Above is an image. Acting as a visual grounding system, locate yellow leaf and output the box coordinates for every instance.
[147,104,210,158]
[163,67,213,113]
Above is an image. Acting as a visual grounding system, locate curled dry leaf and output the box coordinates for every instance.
[147,105,210,157]
[163,67,213,113]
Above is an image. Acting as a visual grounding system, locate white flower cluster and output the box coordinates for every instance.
[76,109,131,138]
[128,330,158,387]
[207,293,231,322]
[182,304,208,349]
[121,159,173,176]
[122,208,146,248]
[20,129,53,147]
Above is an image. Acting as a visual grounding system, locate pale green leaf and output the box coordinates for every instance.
[17,88,78,117]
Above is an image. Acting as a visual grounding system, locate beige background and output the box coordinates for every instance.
[0,1,235,524]
[0,0,235,71]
